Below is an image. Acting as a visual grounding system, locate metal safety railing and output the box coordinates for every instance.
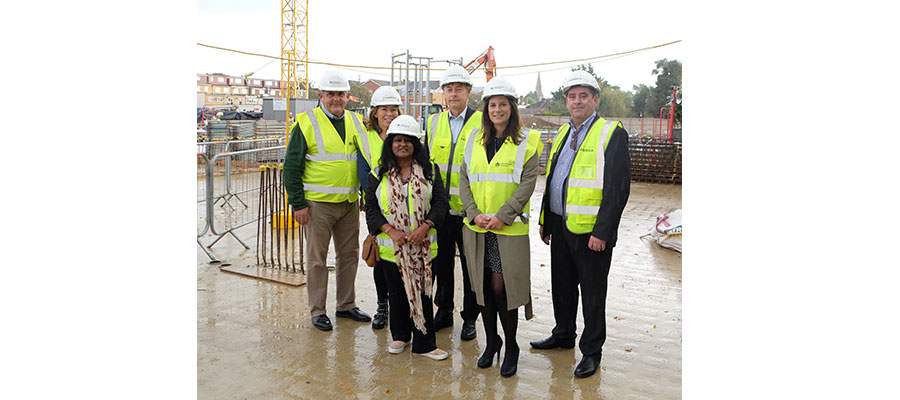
[197,152,215,261]
[197,137,285,161]
[197,139,290,262]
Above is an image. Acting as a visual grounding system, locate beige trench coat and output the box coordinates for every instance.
[459,143,539,319]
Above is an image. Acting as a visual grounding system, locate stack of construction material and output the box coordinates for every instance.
[628,137,682,184]
[227,121,256,139]
[255,120,287,137]
[208,121,229,139]
[538,130,557,169]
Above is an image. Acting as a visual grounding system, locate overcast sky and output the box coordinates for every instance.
[196,0,684,98]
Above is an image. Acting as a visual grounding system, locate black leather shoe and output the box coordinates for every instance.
[460,320,477,341]
[529,335,576,350]
[311,315,333,331]
[574,354,601,378]
[335,307,372,322]
[433,312,453,332]
[371,300,388,330]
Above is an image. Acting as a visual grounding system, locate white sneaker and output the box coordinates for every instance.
[416,348,449,361]
[388,340,410,354]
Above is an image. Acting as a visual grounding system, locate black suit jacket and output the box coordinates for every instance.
[539,119,631,247]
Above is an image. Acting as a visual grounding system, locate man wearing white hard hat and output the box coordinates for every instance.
[283,69,372,331]
[355,85,403,330]
[424,64,482,341]
[530,69,631,379]
[364,115,450,360]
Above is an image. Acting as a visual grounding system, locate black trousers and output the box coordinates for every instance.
[380,260,436,353]
[432,214,479,323]
[546,212,613,357]
[373,261,388,302]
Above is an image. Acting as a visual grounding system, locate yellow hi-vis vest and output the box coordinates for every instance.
[354,128,385,206]
[540,118,621,234]
[294,107,363,203]
[373,169,439,263]
[355,129,384,177]
[462,127,543,236]
[426,109,482,213]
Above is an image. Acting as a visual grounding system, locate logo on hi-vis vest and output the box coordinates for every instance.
[579,147,595,153]
[495,161,514,168]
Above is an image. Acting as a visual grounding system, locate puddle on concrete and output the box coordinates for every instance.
[198,177,682,399]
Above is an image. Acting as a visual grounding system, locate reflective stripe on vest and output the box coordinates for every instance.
[356,128,384,170]
[462,127,541,236]
[426,110,482,212]
[464,127,530,186]
[376,233,438,248]
[374,172,438,262]
[304,183,359,195]
[540,118,619,233]
[435,164,461,174]
[428,113,440,150]
[566,120,616,190]
[297,108,361,203]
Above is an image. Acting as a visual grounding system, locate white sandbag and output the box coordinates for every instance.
[649,209,682,252]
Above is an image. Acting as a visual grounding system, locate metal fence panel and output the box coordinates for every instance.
[196,137,289,259]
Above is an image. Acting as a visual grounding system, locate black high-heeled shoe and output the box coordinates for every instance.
[477,335,503,368]
[500,343,519,377]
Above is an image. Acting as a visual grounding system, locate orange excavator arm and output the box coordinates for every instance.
[463,46,497,82]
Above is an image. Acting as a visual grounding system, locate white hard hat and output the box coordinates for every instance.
[385,115,423,139]
[440,64,472,88]
[370,86,402,107]
[481,77,517,101]
[319,70,350,91]
[561,70,600,94]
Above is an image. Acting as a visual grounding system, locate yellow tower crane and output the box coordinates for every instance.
[281,0,309,137]
[275,0,308,231]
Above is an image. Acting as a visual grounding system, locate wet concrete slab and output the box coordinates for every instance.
[198,176,682,399]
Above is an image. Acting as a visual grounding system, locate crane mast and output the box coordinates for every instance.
[281,0,308,137]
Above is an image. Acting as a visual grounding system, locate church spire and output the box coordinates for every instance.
[536,72,543,99]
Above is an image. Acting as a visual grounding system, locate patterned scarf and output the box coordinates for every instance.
[386,162,434,334]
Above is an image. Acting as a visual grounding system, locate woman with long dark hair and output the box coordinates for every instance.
[459,78,543,376]
[357,86,403,330]
[364,115,450,360]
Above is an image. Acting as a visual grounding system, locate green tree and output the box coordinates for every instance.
[547,64,635,118]
[346,81,372,109]
[649,59,682,126]
[548,85,568,115]
[467,91,483,111]
[519,90,540,106]
[632,84,654,117]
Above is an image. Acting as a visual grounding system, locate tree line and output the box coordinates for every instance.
[305,58,681,125]
[512,59,682,125]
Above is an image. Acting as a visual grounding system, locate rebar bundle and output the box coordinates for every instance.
[628,137,682,184]
[256,164,304,273]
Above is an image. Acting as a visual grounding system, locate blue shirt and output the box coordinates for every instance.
[320,105,343,120]
[548,112,598,216]
[448,107,467,143]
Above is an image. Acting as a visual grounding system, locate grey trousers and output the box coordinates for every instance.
[304,200,360,317]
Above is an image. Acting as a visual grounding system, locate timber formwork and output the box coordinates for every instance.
[628,137,682,184]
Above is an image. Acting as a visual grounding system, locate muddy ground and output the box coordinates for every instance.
[197,176,682,399]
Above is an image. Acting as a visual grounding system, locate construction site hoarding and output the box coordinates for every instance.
[262,98,318,122]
